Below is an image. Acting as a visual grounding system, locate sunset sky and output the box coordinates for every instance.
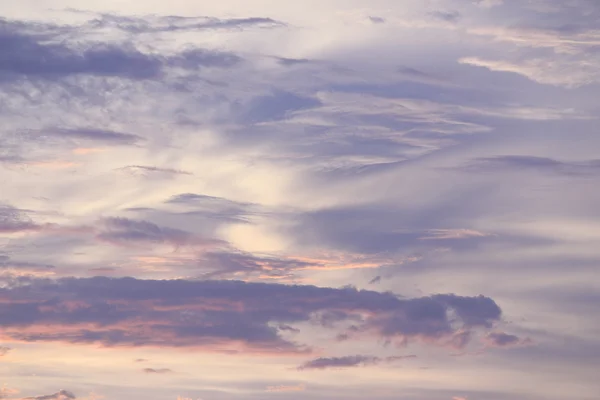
[1,1,599,399]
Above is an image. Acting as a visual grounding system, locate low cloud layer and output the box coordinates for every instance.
[0,276,501,352]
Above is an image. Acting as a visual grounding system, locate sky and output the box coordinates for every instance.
[0,0,599,399]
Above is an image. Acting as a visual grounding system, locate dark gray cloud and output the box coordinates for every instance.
[297,354,416,370]
[0,276,502,352]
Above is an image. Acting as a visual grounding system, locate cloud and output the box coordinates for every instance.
[164,193,255,223]
[0,387,18,399]
[474,0,503,7]
[286,204,501,255]
[0,276,502,353]
[483,332,533,348]
[420,229,492,240]
[265,384,306,392]
[196,251,315,279]
[464,155,600,176]
[0,206,41,233]
[142,368,173,374]
[20,390,76,400]
[36,128,143,146]
[297,355,381,370]
[167,193,250,207]
[85,13,285,33]
[459,3,600,88]
[195,251,406,280]
[429,11,461,23]
[0,346,11,356]
[0,4,595,399]
[236,90,323,124]
[368,16,386,24]
[297,354,416,370]
[0,22,162,80]
[96,217,222,248]
[168,49,242,70]
[0,17,245,84]
[117,166,193,176]
[459,56,600,88]
[0,255,55,276]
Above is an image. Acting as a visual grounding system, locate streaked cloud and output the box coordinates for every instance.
[142,368,173,374]
[297,354,417,370]
[265,384,306,392]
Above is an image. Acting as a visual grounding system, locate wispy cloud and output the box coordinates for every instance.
[142,368,173,374]
[19,390,76,400]
[117,166,193,176]
[298,354,416,370]
[482,332,533,348]
[82,13,285,33]
[265,384,306,392]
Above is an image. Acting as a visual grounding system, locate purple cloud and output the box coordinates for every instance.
[87,13,285,33]
[96,217,222,248]
[0,276,502,353]
[464,155,600,176]
[21,390,76,400]
[483,332,533,348]
[0,17,246,83]
[142,368,173,374]
[298,354,416,370]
